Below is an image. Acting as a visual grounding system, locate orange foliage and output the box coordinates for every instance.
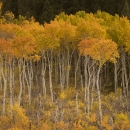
[55,120,69,130]
[78,37,119,66]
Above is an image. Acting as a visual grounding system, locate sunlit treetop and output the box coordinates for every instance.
[43,20,60,50]
[78,37,119,67]
[22,21,45,53]
[0,23,37,60]
[76,18,106,40]
[94,11,130,53]
[58,20,76,45]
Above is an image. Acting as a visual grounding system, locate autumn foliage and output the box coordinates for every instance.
[78,37,119,65]
[0,10,130,130]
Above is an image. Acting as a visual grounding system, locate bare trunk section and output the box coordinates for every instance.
[22,58,26,94]
[96,66,102,126]
[81,75,83,91]
[58,49,65,92]
[54,56,59,85]
[47,50,53,102]
[84,56,90,115]
[18,59,23,107]
[9,61,14,115]
[87,59,93,116]
[91,62,96,107]
[121,47,129,113]
[28,59,33,105]
[2,71,7,116]
[66,49,70,90]
[65,47,75,90]
[113,62,118,110]
[114,62,118,94]
[75,54,80,89]
[2,56,7,115]
[41,54,46,98]
[121,47,128,96]
[84,56,88,102]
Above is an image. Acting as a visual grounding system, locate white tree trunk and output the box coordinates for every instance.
[29,59,33,105]
[41,54,46,98]
[47,50,53,102]
[84,56,88,102]
[2,58,7,115]
[91,62,96,107]
[75,54,80,89]
[96,66,102,125]
[121,47,128,97]
[58,49,65,92]
[81,75,83,91]
[18,59,23,107]
[114,62,118,93]
[66,47,75,90]
[9,62,13,115]
[84,56,89,115]
[55,56,59,85]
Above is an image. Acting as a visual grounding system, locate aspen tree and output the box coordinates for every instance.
[58,20,76,90]
[78,37,119,125]
[43,20,60,101]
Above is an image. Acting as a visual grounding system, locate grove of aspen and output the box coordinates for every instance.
[0,8,130,130]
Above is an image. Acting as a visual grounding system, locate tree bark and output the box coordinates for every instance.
[18,58,23,107]
[47,50,53,102]
[9,61,14,115]
[2,57,7,115]
[41,54,46,98]
[96,66,102,125]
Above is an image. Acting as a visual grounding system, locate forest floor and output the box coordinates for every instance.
[0,84,130,130]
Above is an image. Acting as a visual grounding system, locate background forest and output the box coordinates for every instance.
[0,0,130,130]
[1,0,130,23]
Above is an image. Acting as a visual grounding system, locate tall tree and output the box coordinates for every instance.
[78,37,119,125]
